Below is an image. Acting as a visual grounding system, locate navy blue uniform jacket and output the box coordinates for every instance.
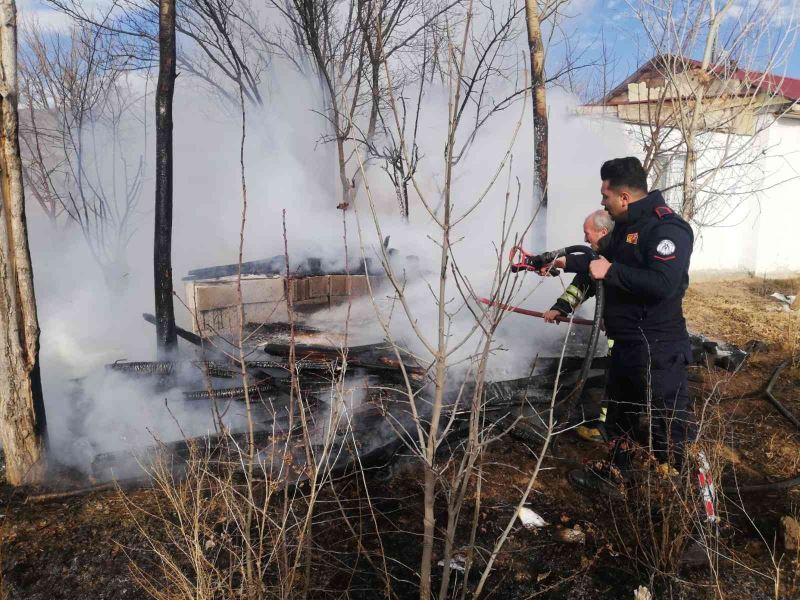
[564,190,694,343]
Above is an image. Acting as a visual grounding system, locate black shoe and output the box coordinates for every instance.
[568,465,626,500]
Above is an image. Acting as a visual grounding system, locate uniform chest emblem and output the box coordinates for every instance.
[656,239,676,256]
[626,232,639,244]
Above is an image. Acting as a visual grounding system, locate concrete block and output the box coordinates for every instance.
[288,278,309,302]
[195,301,291,337]
[197,306,238,337]
[307,276,331,299]
[349,276,371,297]
[245,301,289,324]
[240,277,286,304]
[187,273,376,336]
[329,275,349,297]
[194,283,239,311]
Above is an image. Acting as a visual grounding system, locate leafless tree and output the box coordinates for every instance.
[0,0,47,486]
[46,0,270,105]
[19,21,146,286]
[525,0,548,210]
[601,0,800,227]
[350,0,594,596]
[272,0,453,208]
[154,0,178,357]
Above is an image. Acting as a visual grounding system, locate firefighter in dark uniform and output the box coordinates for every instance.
[542,209,614,443]
[550,157,696,492]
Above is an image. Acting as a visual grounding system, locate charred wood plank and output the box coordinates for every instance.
[107,360,235,379]
[106,359,333,379]
[183,256,380,281]
[143,313,202,346]
[91,355,606,488]
[261,342,426,382]
[243,359,335,372]
[108,360,177,376]
[260,341,386,358]
[183,381,276,401]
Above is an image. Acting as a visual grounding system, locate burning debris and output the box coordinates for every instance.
[88,255,754,491]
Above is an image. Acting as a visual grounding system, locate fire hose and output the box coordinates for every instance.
[484,244,605,416]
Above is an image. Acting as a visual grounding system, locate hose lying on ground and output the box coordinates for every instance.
[763,360,800,431]
[511,245,605,443]
[550,246,605,418]
[725,474,800,493]
[721,360,800,492]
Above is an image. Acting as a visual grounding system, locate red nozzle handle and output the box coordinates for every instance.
[509,245,533,271]
[509,245,560,275]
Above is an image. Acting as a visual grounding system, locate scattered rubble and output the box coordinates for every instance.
[689,332,749,371]
[553,526,586,544]
[437,552,467,572]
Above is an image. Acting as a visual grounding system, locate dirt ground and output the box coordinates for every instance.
[1,276,799,599]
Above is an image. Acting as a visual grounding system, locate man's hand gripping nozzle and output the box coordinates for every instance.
[509,245,562,275]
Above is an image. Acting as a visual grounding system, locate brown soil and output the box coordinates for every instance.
[2,277,800,599]
[684,276,800,354]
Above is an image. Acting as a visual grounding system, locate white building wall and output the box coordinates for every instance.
[753,117,800,274]
[581,114,800,275]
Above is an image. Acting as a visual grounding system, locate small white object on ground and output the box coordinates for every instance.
[633,585,652,600]
[770,292,797,306]
[437,555,466,572]
[519,507,547,529]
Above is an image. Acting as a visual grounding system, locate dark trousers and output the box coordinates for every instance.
[605,339,697,468]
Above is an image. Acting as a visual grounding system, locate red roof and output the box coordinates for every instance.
[600,55,800,104]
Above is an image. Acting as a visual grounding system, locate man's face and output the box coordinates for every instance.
[583,217,607,251]
[600,180,629,221]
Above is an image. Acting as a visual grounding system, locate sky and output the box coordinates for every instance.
[571,0,800,95]
[18,0,800,95]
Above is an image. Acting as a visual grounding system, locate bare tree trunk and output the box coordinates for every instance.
[681,137,697,219]
[680,0,734,221]
[525,0,547,208]
[336,135,353,208]
[0,0,46,485]
[154,0,177,358]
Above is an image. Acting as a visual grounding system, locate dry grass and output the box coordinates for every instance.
[685,276,800,355]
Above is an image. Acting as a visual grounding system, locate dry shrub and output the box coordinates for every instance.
[607,371,796,598]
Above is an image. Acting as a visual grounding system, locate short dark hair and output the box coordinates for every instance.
[600,157,648,193]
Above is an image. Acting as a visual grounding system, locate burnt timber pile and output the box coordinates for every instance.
[100,336,609,484]
[95,256,746,486]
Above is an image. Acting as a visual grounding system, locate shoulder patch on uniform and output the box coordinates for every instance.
[656,239,676,256]
[626,232,639,244]
[654,206,673,219]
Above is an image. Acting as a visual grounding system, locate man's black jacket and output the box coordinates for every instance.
[563,190,694,343]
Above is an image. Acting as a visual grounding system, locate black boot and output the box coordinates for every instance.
[568,461,627,500]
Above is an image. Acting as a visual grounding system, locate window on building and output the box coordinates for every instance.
[650,153,685,209]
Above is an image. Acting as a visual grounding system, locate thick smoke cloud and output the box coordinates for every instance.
[28,55,629,474]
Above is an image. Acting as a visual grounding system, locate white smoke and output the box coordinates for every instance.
[27,36,629,475]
